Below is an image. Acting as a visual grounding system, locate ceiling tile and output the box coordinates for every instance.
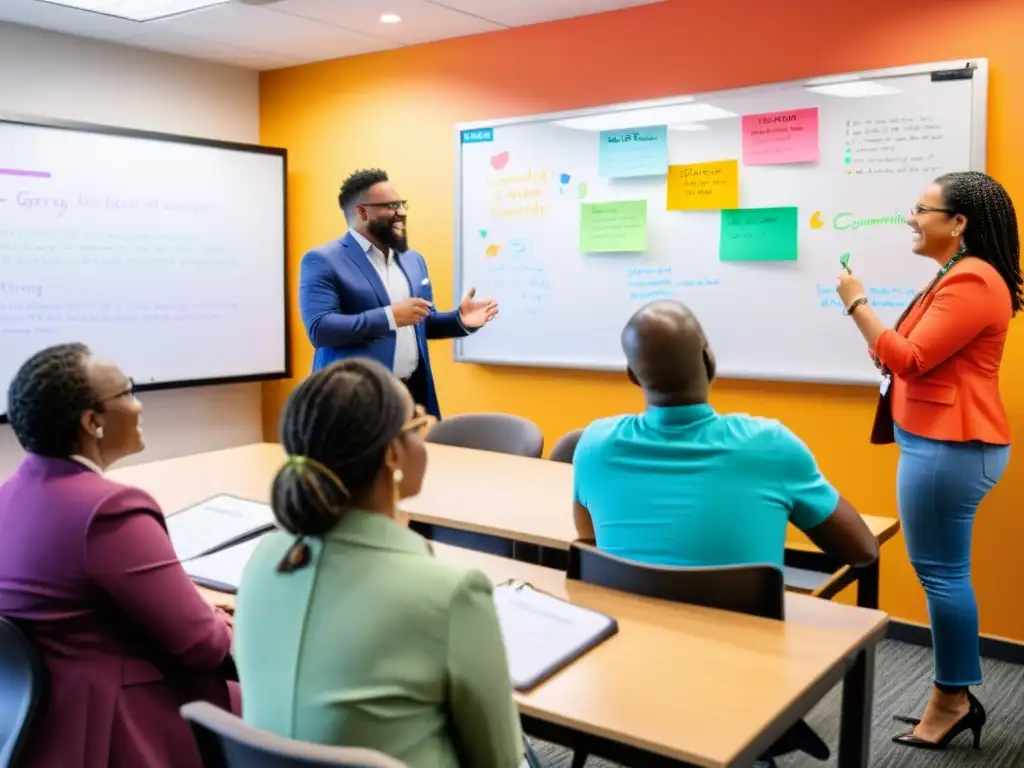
[120,26,299,67]
[430,0,665,27]
[139,2,389,56]
[270,0,504,45]
[0,0,140,40]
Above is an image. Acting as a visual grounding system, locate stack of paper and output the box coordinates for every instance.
[493,583,618,691]
[167,494,275,561]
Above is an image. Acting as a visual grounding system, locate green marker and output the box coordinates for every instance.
[840,252,851,272]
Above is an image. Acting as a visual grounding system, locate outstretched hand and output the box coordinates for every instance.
[458,288,499,328]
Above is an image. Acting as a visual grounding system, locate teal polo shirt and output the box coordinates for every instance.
[572,404,839,569]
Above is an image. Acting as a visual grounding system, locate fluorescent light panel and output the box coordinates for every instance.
[556,102,736,131]
[37,0,230,22]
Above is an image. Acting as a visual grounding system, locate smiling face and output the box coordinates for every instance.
[356,180,409,253]
[908,182,967,262]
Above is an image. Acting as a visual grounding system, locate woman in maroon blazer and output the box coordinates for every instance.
[0,343,238,767]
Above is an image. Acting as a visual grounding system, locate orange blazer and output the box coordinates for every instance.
[874,257,1012,444]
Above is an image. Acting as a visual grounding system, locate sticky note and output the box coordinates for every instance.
[598,125,668,178]
[719,207,798,261]
[666,160,738,210]
[580,200,648,253]
[742,108,819,165]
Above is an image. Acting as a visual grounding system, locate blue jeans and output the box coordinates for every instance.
[895,425,1010,687]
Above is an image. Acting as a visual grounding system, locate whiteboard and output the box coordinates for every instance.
[452,59,987,385]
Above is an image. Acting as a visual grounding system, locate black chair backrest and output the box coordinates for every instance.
[548,429,584,464]
[567,541,785,620]
[425,413,543,458]
[181,702,409,767]
[0,618,48,767]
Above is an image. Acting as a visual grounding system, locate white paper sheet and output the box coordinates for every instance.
[182,535,265,592]
[167,494,274,561]
[493,583,616,689]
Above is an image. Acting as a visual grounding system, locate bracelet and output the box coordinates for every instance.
[844,296,869,316]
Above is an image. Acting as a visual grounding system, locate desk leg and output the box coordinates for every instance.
[856,560,880,609]
[838,647,876,768]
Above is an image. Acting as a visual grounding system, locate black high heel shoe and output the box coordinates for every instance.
[892,691,986,750]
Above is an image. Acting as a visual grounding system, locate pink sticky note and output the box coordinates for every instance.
[742,107,819,165]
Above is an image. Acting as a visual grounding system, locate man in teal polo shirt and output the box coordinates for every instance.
[573,300,878,569]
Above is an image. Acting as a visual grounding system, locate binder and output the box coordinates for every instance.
[166,493,275,562]
[182,534,265,594]
[493,580,618,692]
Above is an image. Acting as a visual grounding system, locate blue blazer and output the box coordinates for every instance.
[298,232,469,418]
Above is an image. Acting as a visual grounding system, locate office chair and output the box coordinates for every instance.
[0,617,48,767]
[425,413,544,458]
[565,542,828,768]
[181,702,410,767]
[547,429,584,464]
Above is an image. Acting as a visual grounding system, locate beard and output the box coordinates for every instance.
[368,217,409,254]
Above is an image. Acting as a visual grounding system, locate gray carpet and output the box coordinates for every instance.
[528,639,1024,767]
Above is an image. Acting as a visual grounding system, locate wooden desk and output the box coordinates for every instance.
[110,442,901,607]
[199,542,885,768]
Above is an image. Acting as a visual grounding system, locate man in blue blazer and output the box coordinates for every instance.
[298,168,498,418]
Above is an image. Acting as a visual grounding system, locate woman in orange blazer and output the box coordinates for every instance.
[837,171,1022,753]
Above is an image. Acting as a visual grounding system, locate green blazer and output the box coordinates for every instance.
[232,509,523,768]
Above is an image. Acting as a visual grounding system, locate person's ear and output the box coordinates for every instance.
[953,213,968,237]
[703,346,717,384]
[626,367,640,388]
[79,409,104,441]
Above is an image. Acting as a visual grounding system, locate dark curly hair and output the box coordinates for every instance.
[7,342,100,457]
[937,171,1023,314]
[270,358,407,540]
[338,168,389,218]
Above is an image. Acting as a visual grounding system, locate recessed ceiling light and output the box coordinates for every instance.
[36,0,230,22]
[380,12,402,23]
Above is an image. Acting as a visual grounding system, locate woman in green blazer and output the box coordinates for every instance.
[232,358,524,768]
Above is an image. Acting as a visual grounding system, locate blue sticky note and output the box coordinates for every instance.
[598,125,669,178]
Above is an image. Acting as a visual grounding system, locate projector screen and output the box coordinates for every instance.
[0,116,288,419]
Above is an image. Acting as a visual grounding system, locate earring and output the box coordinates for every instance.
[95,427,104,440]
[392,469,407,523]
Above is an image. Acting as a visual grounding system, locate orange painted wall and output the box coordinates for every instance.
[260,0,1024,640]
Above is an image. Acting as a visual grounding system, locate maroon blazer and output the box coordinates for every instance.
[0,454,238,768]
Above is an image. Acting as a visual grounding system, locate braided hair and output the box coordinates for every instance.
[7,342,100,457]
[271,358,407,539]
[936,171,1023,314]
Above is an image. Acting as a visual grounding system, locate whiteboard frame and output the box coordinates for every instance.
[452,57,989,385]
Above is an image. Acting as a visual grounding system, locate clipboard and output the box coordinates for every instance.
[166,493,275,562]
[493,580,619,692]
[181,535,266,594]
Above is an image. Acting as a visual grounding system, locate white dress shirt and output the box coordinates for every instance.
[349,230,419,380]
[70,454,103,474]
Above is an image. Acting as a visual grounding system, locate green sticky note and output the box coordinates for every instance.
[719,206,799,261]
[580,200,648,253]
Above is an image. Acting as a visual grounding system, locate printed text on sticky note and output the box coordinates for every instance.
[598,125,668,178]
[742,108,819,165]
[719,207,799,261]
[666,160,739,211]
[580,200,648,253]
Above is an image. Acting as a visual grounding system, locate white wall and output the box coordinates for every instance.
[0,22,265,479]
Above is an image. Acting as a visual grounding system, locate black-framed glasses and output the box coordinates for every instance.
[360,200,408,212]
[911,204,954,217]
[100,377,135,402]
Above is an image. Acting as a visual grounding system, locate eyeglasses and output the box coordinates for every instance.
[100,377,135,402]
[361,200,408,212]
[402,404,436,438]
[911,204,954,217]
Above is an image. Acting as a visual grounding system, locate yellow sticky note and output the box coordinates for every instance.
[666,160,739,211]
